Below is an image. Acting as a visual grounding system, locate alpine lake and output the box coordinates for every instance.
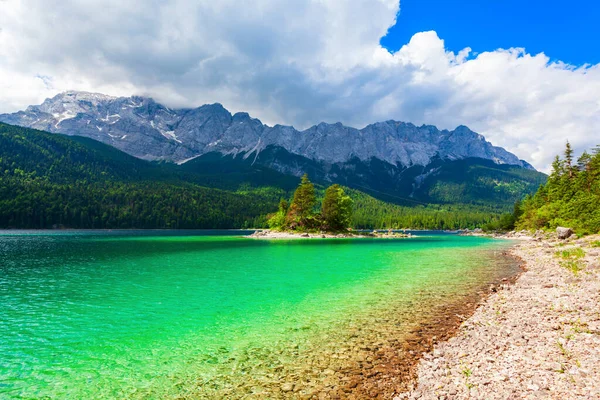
[0,230,521,399]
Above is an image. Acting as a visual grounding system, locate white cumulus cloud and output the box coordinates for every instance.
[1,0,599,171]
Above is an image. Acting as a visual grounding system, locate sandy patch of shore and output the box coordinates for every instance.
[396,235,600,399]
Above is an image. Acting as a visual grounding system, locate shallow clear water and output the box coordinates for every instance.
[0,231,517,398]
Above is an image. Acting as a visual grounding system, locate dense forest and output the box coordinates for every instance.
[0,123,540,230]
[0,123,281,229]
[516,142,600,235]
[350,189,507,230]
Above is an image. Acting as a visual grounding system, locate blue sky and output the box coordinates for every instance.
[381,0,599,66]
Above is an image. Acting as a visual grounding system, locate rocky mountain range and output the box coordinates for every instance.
[0,91,533,170]
[1,91,546,206]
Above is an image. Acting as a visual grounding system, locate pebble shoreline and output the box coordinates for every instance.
[396,234,600,400]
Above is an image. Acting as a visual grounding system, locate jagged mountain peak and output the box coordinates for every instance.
[33,91,118,110]
[198,102,228,112]
[232,111,259,123]
[54,90,118,102]
[0,90,534,170]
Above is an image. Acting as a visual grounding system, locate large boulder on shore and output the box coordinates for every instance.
[556,227,574,240]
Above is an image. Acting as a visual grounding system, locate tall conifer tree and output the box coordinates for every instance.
[565,141,574,179]
[321,184,353,231]
[286,174,316,229]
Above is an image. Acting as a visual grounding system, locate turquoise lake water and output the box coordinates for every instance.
[0,231,518,398]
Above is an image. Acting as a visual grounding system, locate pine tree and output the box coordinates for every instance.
[577,151,592,172]
[286,174,317,230]
[576,152,593,192]
[321,184,353,231]
[565,141,574,179]
[550,155,563,179]
[267,199,289,230]
[278,199,289,214]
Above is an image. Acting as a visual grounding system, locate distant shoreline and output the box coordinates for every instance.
[0,227,474,233]
[247,229,414,239]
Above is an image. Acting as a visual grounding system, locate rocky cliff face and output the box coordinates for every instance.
[0,91,533,170]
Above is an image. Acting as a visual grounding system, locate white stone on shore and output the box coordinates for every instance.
[557,227,574,240]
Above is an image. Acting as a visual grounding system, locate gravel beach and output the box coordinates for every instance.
[396,234,600,400]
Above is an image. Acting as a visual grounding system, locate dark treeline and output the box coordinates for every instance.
[0,123,279,229]
[0,178,504,230]
[349,188,505,230]
[1,180,274,229]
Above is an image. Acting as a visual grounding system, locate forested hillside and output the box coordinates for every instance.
[517,143,600,234]
[412,158,546,206]
[224,145,547,208]
[349,188,507,230]
[0,123,541,230]
[0,123,280,229]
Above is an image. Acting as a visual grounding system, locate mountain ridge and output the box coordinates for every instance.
[0,91,534,171]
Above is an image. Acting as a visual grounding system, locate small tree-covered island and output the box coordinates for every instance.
[253,174,413,239]
[267,174,352,232]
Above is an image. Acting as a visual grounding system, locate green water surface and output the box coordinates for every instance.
[0,231,517,398]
